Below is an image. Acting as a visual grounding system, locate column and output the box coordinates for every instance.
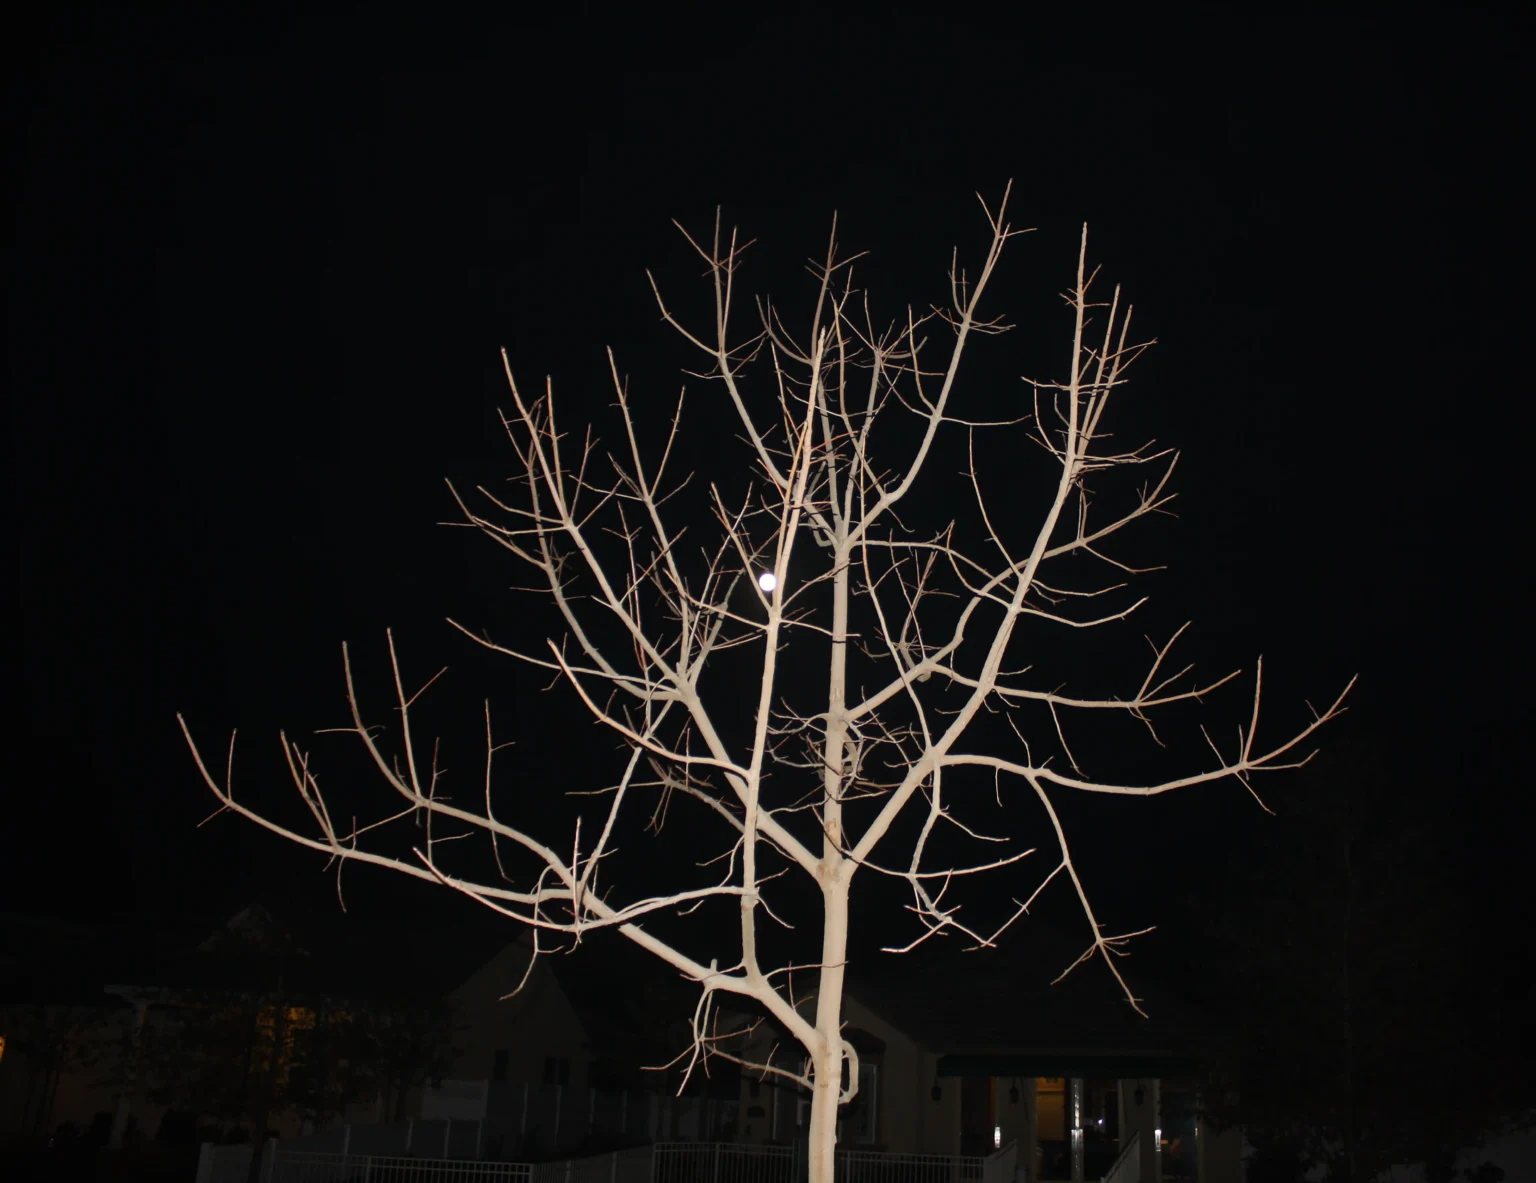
[1069,1078,1083,1183]
[1021,1079,1037,1183]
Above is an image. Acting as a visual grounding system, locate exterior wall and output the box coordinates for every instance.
[991,1078,1034,1168]
[1199,1122,1242,1183]
[840,995,932,1155]
[920,1058,961,1157]
[1119,1078,1158,1183]
[448,943,591,1089]
[724,993,956,1155]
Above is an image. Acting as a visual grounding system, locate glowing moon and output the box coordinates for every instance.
[757,571,778,593]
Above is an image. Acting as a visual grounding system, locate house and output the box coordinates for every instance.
[426,928,745,1158]
[0,904,507,1145]
[427,921,1241,1181]
[6,904,1242,1182]
[3,906,738,1158]
[0,912,138,1141]
[722,924,1242,1183]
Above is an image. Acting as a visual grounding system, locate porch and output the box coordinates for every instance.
[943,1067,1231,1183]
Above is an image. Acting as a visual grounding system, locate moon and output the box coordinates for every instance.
[757,571,778,593]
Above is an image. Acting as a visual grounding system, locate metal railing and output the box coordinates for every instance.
[654,1143,795,1183]
[1100,1133,1139,1183]
[651,1142,986,1183]
[530,1147,657,1183]
[270,1150,533,1183]
[835,1147,986,1183]
[196,1142,255,1183]
[252,1141,991,1183]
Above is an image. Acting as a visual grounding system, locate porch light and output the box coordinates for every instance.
[993,1125,1002,1150]
[758,571,777,593]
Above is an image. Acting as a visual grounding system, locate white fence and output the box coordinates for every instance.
[531,1146,657,1183]
[269,1118,486,1160]
[196,1142,257,1183]
[271,1150,531,1183]
[198,1140,994,1183]
[240,1087,735,1165]
[650,1142,987,1183]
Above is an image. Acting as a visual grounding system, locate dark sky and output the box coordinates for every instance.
[5,5,1526,988]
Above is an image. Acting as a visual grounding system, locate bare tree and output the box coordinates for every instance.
[181,187,1351,1183]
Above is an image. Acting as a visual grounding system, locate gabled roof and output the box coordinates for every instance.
[521,929,715,1073]
[2,902,519,1007]
[845,922,1232,1072]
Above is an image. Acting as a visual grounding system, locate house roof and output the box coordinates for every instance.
[2,902,518,1007]
[518,929,717,1075]
[845,922,1233,1071]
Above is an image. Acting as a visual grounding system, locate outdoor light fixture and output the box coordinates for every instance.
[758,571,777,593]
[993,1125,1002,1150]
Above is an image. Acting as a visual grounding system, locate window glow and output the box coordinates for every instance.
[758,571,778,593]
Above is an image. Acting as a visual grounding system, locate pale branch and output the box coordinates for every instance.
[941,666,1356,798]
[180,189,1352,1134]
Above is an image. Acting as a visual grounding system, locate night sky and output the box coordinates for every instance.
[6,5,1527,999]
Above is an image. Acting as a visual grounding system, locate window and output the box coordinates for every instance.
[543,1055,572,1086]
[796,1058,880,1144]
[848,1062,879,1144]
[493,1049,509,1082]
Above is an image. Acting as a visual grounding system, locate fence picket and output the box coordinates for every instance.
[265,1140,989,1183]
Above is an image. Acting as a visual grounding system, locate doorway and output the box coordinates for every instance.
[960,1075,995,1157]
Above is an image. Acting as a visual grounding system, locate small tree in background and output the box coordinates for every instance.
[137,993,456,1144]
[1,1003,116,1137]
[343,998,463,1124]
[182,188,1350,1183]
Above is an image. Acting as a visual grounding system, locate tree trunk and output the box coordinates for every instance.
[804,533,854,1183]
[806,1048,841,1183]
[34,1057,61,1137]
[390,1071,407,1123]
